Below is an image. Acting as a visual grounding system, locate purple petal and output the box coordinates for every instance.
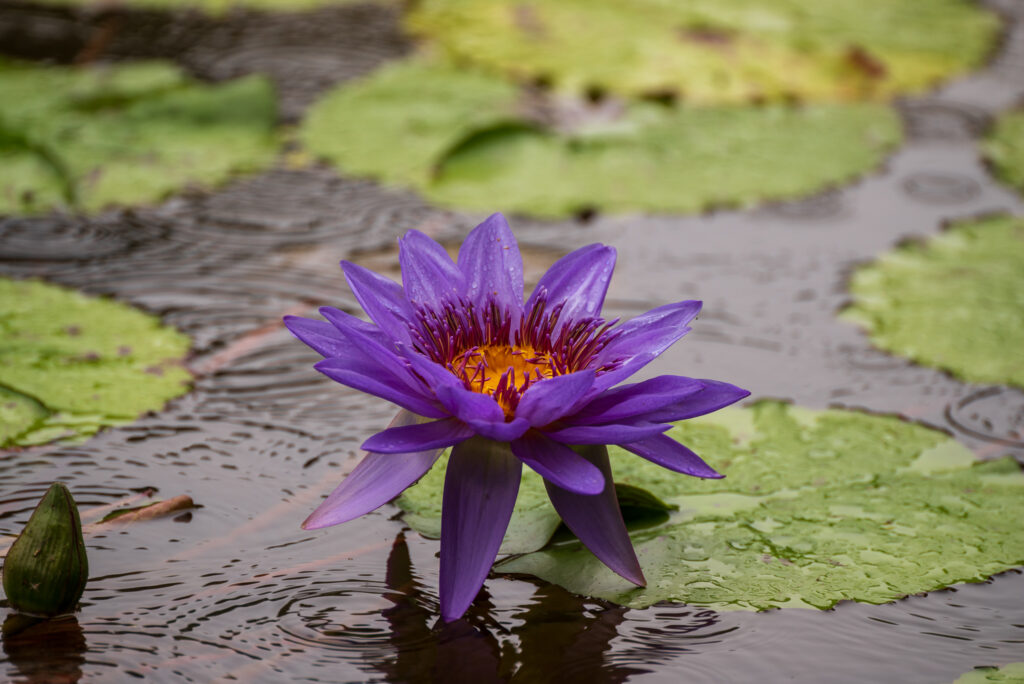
[510,430,604,495]
[544,444,645,586]
[302,411,443,529]
[341,260,415,345]
[457,213,524,316]
[363,417,474,454]
[440,438,522,622]
[315,358,446,419]
[399,230,466,307]
[318,306,391,341]
[434,382,532,442]
[545,422,671,445]
[515,370,595,427]
[569,375,704,425]
[526,244,616,324]
[283,315,353,358]
[593,301,702,390]
[642,380,751,422]
[620,433,723,478]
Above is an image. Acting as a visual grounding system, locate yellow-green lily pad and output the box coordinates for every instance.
[301,60,901,218]
[985,110,1024,198]
[0,278,192,447]
[843,215,1024,390]
[0,60,278,216]
[407,0,999,104]
[402,401,1024,611]
[953,663,1024,684]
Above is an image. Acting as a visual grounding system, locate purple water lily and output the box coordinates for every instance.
[285,213,748,622]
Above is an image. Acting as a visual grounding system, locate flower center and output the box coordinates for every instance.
[410,292,622,418]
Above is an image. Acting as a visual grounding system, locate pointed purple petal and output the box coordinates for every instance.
[643,380,751,422]
[620,433,723,478]
[341,260,415,345]
[303,411,443,529]
[511,430,604,495]
[569,375,704,425]
[283,315,353,358]
[593,301,702,389]
[318,306,391,342]
[315,358,446,419]
[362,416,474,454]
[440,438,522,622]
[545,422,671,445]
[545,444,645,586]
[457,213,524,315]
[399,230,466,308]
[526,244,616,324]
[515,370,595,427]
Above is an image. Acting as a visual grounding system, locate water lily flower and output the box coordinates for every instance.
[285,213,749,622]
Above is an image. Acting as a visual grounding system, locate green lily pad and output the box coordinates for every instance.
[843,215,1024,390]
[953,663,1024,684]
[0,278,192,447]
[985,110,1024,198]
[407,0,998,104]
[301,60,901,218]
[0,60,278,216]
[473,402,1024,611]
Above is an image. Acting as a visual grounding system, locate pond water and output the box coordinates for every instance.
[2,2,1024,682]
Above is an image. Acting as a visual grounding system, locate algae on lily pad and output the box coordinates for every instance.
[403,401,1024,611]
[301,60,901,218]
[0,60,278,216]
[0,278,192,447]
[407,0,998,104]
[985,111,1024,198]
[843,215,1024,390]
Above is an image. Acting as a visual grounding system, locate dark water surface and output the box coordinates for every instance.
[2,1,1024,682]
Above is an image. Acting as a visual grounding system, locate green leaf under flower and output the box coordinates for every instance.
[403,402,1024,610]
[0,60,278,216]
[843,215,1024,390]
[407,0,998,104]
[301,60,901,218]
[0,278,192,447]
[951,663,1024,684]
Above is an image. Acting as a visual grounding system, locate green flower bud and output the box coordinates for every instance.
[2,483,89,616]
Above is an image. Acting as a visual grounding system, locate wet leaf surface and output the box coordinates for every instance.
[843,215,1024,390]
[952,663,1024,684]
[407,0,999,104]
[0,277,191,446]
[487,402,1024,610]
[0,60,278,216]
[302,60,901,217]
[32,0,377,12]
[986,110,1024,198]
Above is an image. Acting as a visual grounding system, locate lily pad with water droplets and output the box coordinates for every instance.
[406,0,999,104]
[0,278,192,447]
[301,60,901,218]
[483,402,1023,611]
[843,215,1024,390]
[0,60,278,216]
[986,111,1024,198]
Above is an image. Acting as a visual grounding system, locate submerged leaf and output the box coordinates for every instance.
[490,402,1023,611]
[407,0,998,104]
[302,60,901,218]
[0,60,278,216]
[0,278,192,447]
[843,215,1024,390]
